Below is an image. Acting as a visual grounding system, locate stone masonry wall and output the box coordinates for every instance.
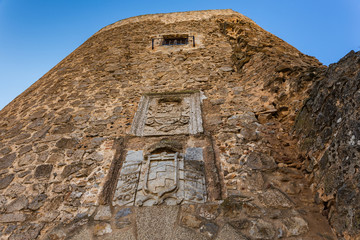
[0,10,336,239]
[296,50,360,239]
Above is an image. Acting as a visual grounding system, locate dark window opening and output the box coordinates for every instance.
[151,35,195,49]
[162,37,188,46]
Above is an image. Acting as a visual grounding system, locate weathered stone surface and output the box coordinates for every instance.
[102,228,136,240]
[18,145,32,156]
[69,227,92,240]
[181,215,202,228]
[185,148,203,161]
[198,204,220,220]
[61,162,82,178]
[245,152,277,170]
[115,208,132,218]
[0,147,11,156]
[200,222,219,238]
[93,222,112,236]
[114,207,132,229]
[136,205,178,240]
[5,183,26,198]
[0,174,14,189]
[0,195,7,208]
[94,205,112,220]
[28,194,47,210]
[39,211,60,222]
[55,138,79,149]
[171,226,208,240]
[18,153,36,167]
[258,189,294,208]
[6,195,28,212]
[280,216,309,237]
[246,219,276,239]
[0,213,26,223]
[215,224,246,240]
[0,153,16,169]
[34,164,53,179]
[295,51,360,238]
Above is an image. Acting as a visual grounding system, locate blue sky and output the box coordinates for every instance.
[0,0,359,110]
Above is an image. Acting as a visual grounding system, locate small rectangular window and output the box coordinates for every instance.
[162,37,188,46]
[162,34,189,46]
[151,34,195,49]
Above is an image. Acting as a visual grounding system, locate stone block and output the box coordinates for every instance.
[115,208,132,218]
[0,147,11,156]
[34,164,53,179]
[61,162,82,178]
[185,148,203,161]
[0,213,26,223]
[125,150,143,163]
[281,216,309,237]
[93,222,112,236]
[0,174,14,189]
[200,222,219,238]
[171,226,208,240]
[181,214,202,228]
[0,153,16,170]
[258,189,294,208]
[136,205,178,240]
[215,224,246,240]
[28,194,47,210]
[18,145,32,156]
[5,183,26,198]
[55,138,79,149]
[94,205,112,221]
[69,227,92,240]
[6,195,28,212]
[102,228,136,240]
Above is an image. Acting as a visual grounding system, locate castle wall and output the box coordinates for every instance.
[0,10,336,239]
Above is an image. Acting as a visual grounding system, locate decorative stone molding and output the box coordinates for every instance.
[112,148,207,207]
[130,92,203,136]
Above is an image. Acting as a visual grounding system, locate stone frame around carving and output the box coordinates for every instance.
[130,92,203,136]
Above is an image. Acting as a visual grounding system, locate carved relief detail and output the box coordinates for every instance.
[112,148,207,207]
[113,151,143,206]
[135,152,183,206]
[130,92,203,136]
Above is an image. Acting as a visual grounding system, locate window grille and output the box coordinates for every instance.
[151,35,195,49]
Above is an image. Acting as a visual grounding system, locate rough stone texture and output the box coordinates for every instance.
[69,227,93,240]
[135,205,178,240]
[296,50,360,239]
[0,213,26,223]
[0,174,14,189]
[102,228,136,240]
[34,164,53,179]
[215,224,246,240]
[0,9,343,239]
[94,205,112,220]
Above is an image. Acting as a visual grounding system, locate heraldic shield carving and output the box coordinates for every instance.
[112,148,207,207]
[112,92,207,207]
[130,92,203,136]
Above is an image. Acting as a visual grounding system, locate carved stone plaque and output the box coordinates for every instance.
[130,92,203,136]
[112,148,207,207]
[113,151,143,206]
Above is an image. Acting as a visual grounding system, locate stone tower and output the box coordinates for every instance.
[1,9,359,239]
